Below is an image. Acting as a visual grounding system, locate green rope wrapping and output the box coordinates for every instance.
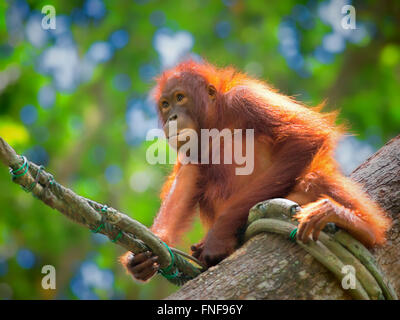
[245,199,398,300]
[156,243,202,285]
[158,241,179,280]
[111,231,123,243]
[23,165,44,193]
[289,227,297,242]
[90,205,124,243]
[91,223,105,233]
[10,157,46,194]
[48,175,55,185]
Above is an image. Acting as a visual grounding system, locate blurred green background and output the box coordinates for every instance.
[0,0,399,299]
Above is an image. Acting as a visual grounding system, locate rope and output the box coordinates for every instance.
[9,156,45,194]
[289,227,297,242]
[158,242,179,279]
[91,205,125,243]
[22,165,44,193]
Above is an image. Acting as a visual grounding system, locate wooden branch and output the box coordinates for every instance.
[167,135,400,300]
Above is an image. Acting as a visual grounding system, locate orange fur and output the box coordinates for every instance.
[124,60,391,271]
[155,60,391,249]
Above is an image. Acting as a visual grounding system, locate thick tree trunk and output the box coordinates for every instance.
[167,135,400,300]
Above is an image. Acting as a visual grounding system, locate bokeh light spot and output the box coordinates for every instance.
[84,0,106,20]
[215,21,231,39]
[38,85,56,109]
[109,30,129,49]
[87,41,114,63]
[105,165,123,184]
[112,73,131,91]
[16,249,35,269]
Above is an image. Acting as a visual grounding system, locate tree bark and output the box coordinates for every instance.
[167,135,400,300]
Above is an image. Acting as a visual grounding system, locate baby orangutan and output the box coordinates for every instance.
[120,60,391,282]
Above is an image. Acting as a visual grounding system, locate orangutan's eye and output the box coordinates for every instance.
[161,101,169,109]
[176,93,184,102]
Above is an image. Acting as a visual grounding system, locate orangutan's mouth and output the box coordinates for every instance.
[167,129,192,140]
